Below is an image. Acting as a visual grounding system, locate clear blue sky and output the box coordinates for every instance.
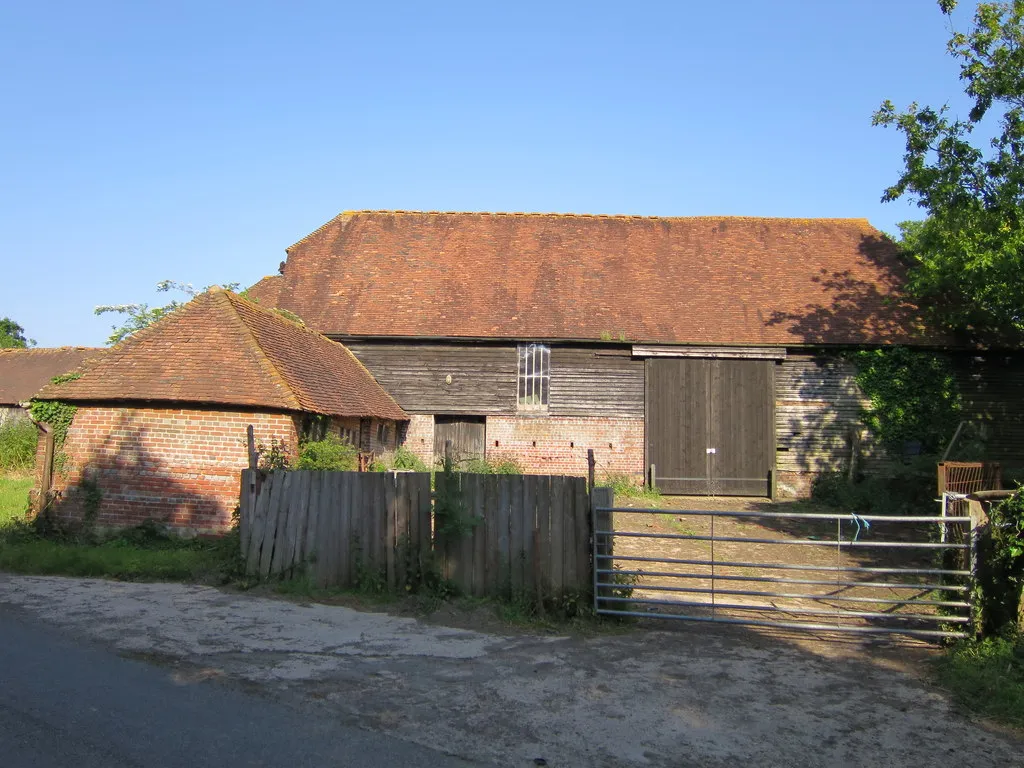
[1,1,977,347]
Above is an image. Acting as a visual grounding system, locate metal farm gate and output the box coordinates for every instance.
[592,503,975,639]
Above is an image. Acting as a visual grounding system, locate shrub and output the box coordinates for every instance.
[975,488,1024,634]
[811,461,935,516]
[461,455,524,474]
[0,420,37,472]
[295,435,357,471]
[371,445,430,473]
[600,472,661,502]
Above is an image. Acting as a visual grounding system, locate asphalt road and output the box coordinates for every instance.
[0,607,473,768]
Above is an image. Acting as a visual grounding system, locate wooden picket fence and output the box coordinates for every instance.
[239,470,596,597]
[239,470,432,590]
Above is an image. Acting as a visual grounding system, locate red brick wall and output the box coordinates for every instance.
[40,406,300,534]
[485,415,644,479]
[401,415,435,465]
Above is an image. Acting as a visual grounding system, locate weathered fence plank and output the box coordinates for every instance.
[549,476,565,595]
[496,475,513,596]
[303,471,323,571]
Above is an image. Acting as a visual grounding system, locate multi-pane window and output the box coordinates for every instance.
[517,343,550,409]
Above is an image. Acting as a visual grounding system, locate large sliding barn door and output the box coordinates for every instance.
[647,358,774,496]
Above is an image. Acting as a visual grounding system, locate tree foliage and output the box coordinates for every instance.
[873,1,1024,342]
[0,317,33,348]
[95,280,239,345]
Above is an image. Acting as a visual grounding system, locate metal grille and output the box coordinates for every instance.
[592,505,974,639]
[937,461,1001,496]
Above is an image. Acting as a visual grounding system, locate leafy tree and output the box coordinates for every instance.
[873,1,1024,343]
[0,317,34,348]
[95,280,240,345]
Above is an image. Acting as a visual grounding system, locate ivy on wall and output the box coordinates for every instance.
[845,347,962,455]
[28,393,79,477]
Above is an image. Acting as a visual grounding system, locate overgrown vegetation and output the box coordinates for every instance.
[26,398,78,476]
[370,445,430,473]
[0,512,244,583]
[974,488,1024,634]
[256,437,292,470]
[433,451,481,538]
[811,460,937,517]
[0,474,32,527]
[936,633,1024,727]
[845,347,962,455]
[296,435,358,471]
[600,473,661,504]
[460,454,524,474]
[0,421,37,472]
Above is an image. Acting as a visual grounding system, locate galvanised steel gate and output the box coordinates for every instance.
[592,504,975,639]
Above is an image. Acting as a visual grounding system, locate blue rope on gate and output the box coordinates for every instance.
[849,513,871,542]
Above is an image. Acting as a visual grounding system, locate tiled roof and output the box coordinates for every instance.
[0,347,104,405]
[35,290,407,420]
[246,275,283,307]
[264,210,944,347]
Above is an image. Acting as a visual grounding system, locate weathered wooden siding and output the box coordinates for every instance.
[955,354,1024,466]
[775,356,876,473]
[345,342,516,414]
[345,341,644,417]
[549,348,644,417]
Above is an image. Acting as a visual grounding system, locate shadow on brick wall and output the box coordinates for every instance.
[42,409,239,534]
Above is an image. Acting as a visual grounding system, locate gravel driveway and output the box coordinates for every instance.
[0,574,1019,767]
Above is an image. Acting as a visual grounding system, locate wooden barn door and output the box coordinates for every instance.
[434,415,486,463]
[647,358,774,496]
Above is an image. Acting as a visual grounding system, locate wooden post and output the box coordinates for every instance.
[36,424,55,518]
[246,424,257,470]
[648,463,656,491]
[587,448,596,491]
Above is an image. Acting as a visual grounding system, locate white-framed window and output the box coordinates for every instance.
[517,343,550,410]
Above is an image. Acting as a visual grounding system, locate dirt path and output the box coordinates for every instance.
[0,574,1018,767]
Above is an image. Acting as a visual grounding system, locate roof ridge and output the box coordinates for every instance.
[285,210,877,252]
[227,291,406,415]
[0,346,103,354]
[216,292,304,412]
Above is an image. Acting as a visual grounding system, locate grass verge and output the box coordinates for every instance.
[0,473,32,527]
[935,634,1024,728]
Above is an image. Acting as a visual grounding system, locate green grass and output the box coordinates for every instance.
[0,536,235,581]
[935,635,1024,728]
[0,475,243,584]
[0,421,37,472]
[0,474,32,527]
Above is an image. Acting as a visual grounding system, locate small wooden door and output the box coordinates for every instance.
[434,416,486,463]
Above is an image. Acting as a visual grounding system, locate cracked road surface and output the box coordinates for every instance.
[0,575,1020,767]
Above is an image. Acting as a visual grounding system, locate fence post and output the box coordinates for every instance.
[587,449,596,491]
[246,424,257,470]
[591,486,614,610]
[35,424,55,518]
[648,463,656,491]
